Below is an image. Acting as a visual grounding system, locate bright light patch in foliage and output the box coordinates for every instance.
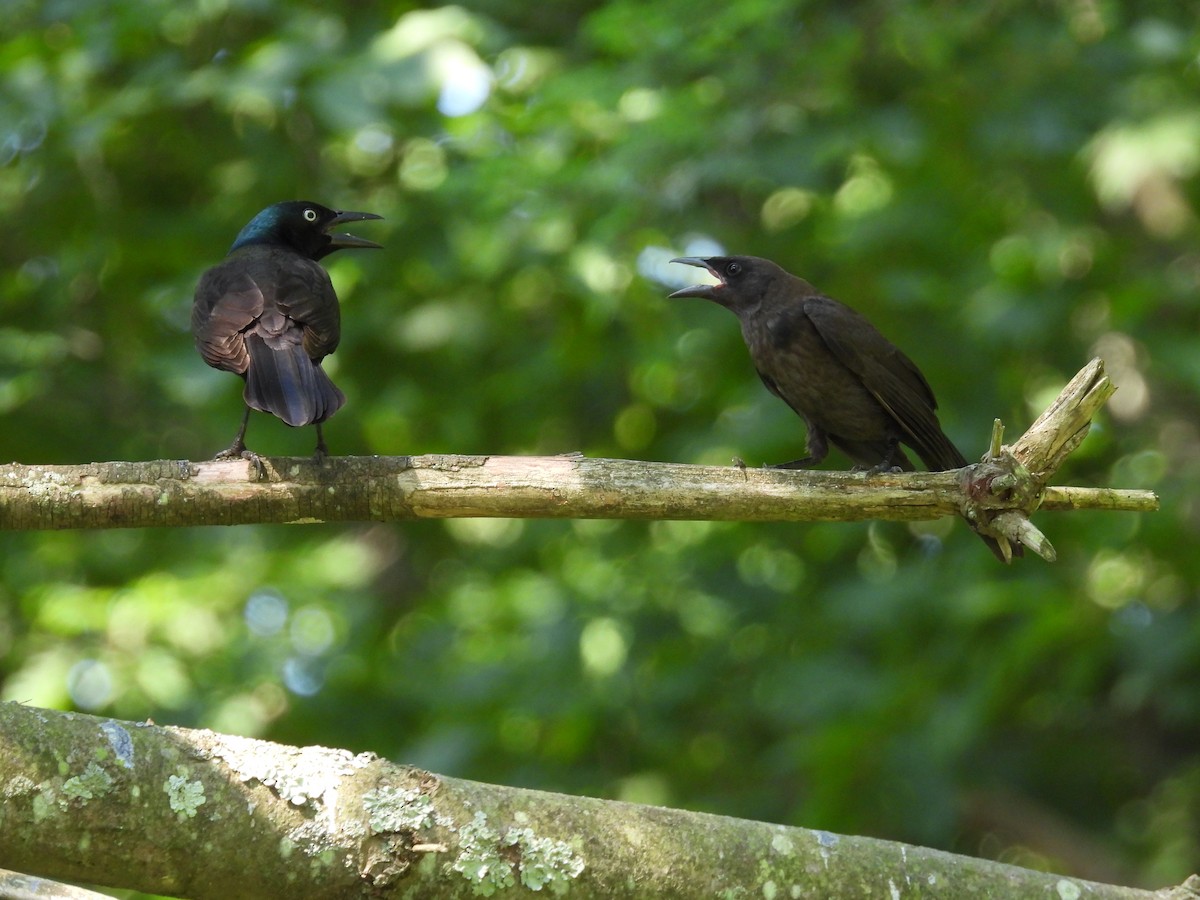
[433,42,492,117]
[761,187,816,232]
[66,659,113,710]
[579,618,627,678]
[834,156,894,216]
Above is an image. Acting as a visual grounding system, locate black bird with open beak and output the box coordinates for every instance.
[670,254,1016,561]
[192,201,382,464]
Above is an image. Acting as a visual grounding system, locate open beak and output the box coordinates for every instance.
[326,210,384,250]
[668,257,720,299]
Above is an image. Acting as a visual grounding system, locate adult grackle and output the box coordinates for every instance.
[192,201,381,464]
[670,254,1015,561]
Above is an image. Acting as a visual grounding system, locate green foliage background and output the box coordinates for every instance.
[2,0,1197,891]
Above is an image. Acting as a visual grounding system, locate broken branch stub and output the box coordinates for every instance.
[1011,357,1115,476]
[959,358,1117,561]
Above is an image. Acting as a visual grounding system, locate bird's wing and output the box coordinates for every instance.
[803,296,966,470]
[272,259,341,361]
[191,267,266,375]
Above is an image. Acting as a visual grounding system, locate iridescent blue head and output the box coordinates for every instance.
[230,201,383,260]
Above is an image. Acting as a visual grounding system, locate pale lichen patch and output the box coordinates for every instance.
[62,761,114,805]
[287,818,351,856]
[452,812,512,896]
[769,832,795,856]
[308,847,338,876]
[164,773,206,818]
[364,785,435,833]
[32,790,56,823]
[505,826,585,893]
[279,836,297,860]
[450,810,585,896]
[813,830,839,869]
[210,734,374,807]
[3,775,37,798]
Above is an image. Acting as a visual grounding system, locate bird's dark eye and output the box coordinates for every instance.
[725,261,742,277]
[303,208,318,223]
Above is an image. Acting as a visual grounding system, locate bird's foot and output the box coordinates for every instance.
[214,443,267,480]
[855,461,903,475]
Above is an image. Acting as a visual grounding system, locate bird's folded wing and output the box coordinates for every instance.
[273,260,341,361]
[804,297,967,470]
[191,270,266,374]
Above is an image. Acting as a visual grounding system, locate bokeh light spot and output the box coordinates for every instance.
[67,659,113,710]
[580,618,627,678]
[245,590,288,638]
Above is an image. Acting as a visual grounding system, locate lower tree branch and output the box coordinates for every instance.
[0,702,1178,899]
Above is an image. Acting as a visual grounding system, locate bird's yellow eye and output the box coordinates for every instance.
[303,208,318,222]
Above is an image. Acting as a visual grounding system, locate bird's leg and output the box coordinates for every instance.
[214,407,266,480]
[861,435,904,475]
[214,407,251,459]
[768,425,828,470]
[312,423,329,463]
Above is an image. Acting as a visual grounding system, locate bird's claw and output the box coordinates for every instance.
[212,442,245,461]
[855,462,903,475]
[214,444,267,481]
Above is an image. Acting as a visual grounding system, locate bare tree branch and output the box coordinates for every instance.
[0,360,1157,559]
[0,702,1177,900]
[950,357,1124,560]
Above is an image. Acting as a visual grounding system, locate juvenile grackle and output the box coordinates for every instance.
[192,201,381,463]
[670,254,1014,561]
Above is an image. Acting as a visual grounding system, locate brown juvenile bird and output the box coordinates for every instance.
[192,200,381,463]
[670,254,1013,560]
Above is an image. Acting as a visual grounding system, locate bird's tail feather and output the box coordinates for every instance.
[912,431,968,473]
[243,334,345,427]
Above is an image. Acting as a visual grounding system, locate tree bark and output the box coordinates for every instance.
[0,702,1176,900]
[0,360,1158,557]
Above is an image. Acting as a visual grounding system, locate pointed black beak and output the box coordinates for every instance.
[668,257,719,299]
[326,210,383,250]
